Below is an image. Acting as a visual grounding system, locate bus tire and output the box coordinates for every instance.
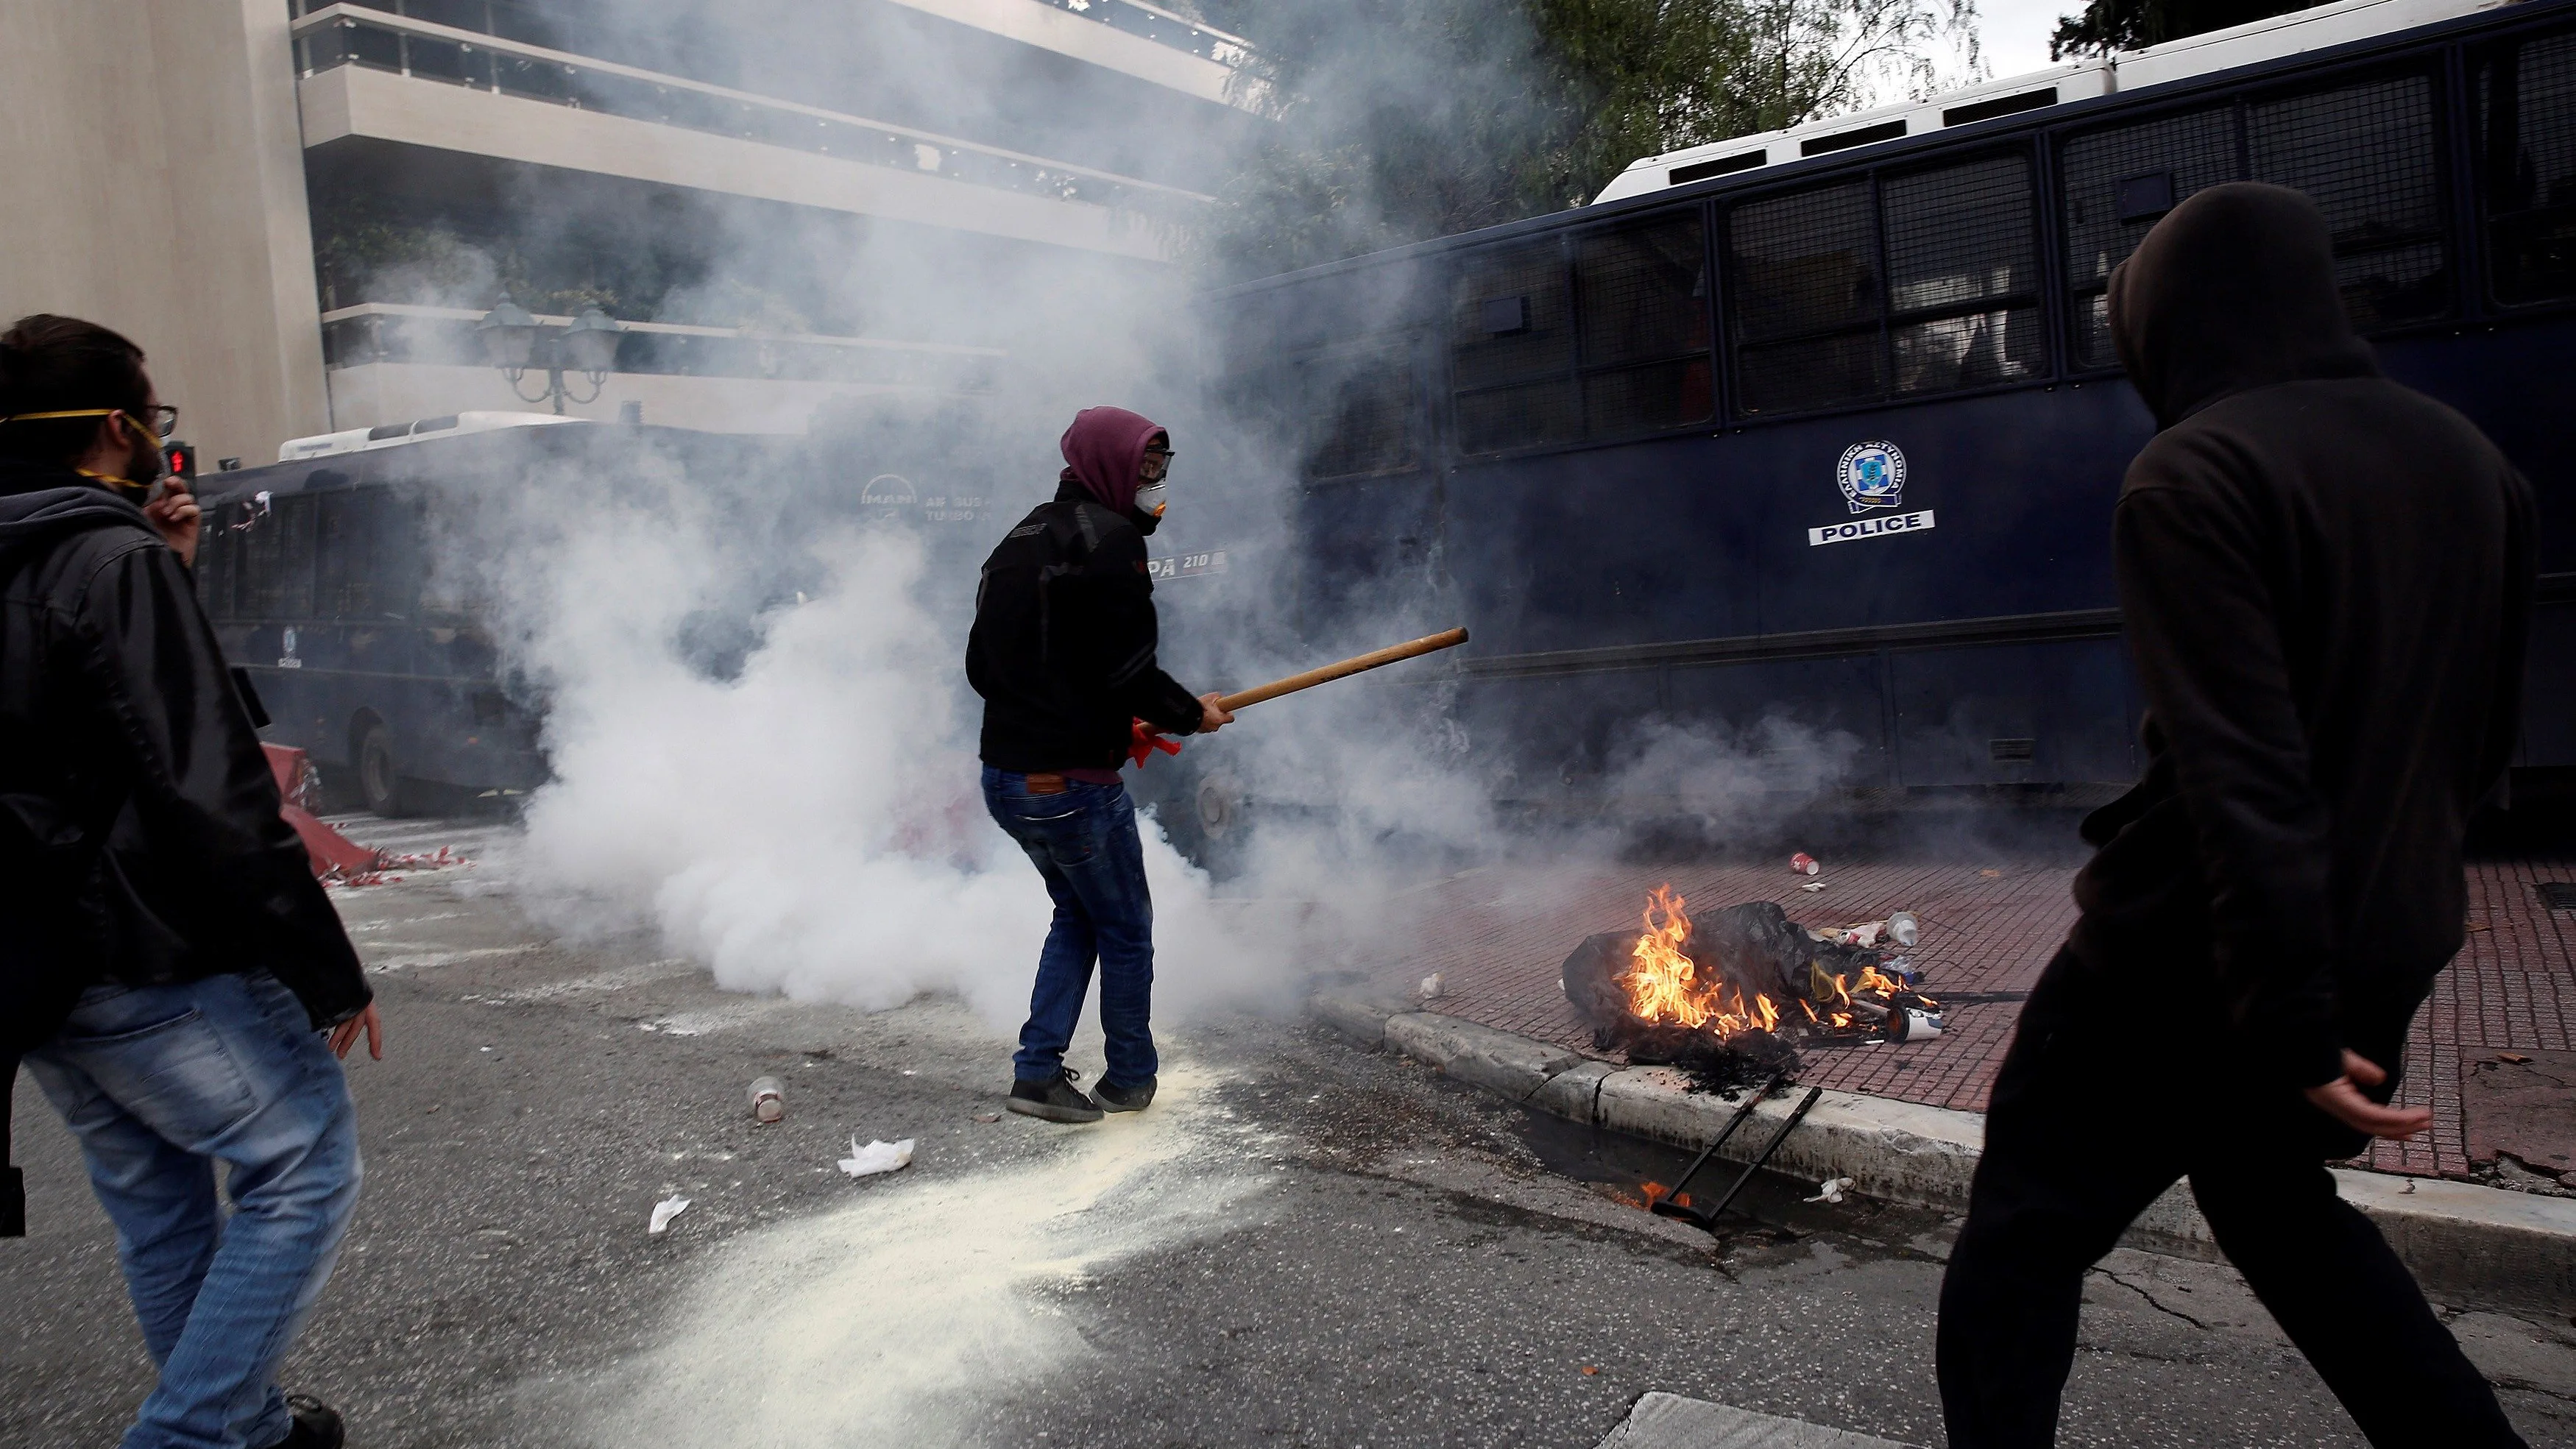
[355,719,419,818]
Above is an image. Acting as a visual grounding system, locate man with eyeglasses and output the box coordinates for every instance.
[1,314,377,1449]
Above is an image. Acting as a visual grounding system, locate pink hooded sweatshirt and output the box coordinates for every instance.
[1058,406,1167,516]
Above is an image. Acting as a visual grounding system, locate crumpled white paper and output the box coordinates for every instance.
[648,1194,691,1235]
[1802,1176,1855,1205]
[838,1137,916,1178]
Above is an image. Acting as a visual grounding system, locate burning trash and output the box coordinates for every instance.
[1561,887,1943,1081]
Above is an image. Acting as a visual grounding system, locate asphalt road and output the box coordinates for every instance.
[7,815,2575,1448]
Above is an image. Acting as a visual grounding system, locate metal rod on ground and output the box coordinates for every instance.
[1666,1085,1826,1230]
[1649,1071,1783,1223]
[1700,1085,1826,1225]
[1215,627,1468,712]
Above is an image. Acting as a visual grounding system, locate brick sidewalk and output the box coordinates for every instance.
[1346,851,2576,1179]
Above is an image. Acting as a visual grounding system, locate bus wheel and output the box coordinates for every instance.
[355,720,417,818]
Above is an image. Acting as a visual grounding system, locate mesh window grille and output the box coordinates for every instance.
[1576,215,1715,434]
[2061,107,2238,368]
[1451,216,1716,452]
[1303,347,1418,480]
[1728,182,1880,343]
[275,495,318,620]
[1724,155,2039,415]
[197,522,236,621]
[2251,74,2451,327]
[241,497,289,619]
[1894,306,2048,395]
[1883,155,2038,314]
[1727,181,1883,415]
[1450,241,1574,392]
[1736,332,1886,415]
[2483,29,2576,304]
[1884,154,2046,395]
[1577,218,1710,366]
[1456,378,1582,454]
[1451,238,1580,454]
[1585,358,1715,437]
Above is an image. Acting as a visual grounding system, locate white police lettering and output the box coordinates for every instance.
[1808,509,1936,546]
[1144,550,1231,581]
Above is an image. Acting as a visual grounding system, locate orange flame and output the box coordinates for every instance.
[1618,885,1782,1038]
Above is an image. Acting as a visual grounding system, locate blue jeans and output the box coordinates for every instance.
[23,971,363,1449]
[983,767,1158,1088]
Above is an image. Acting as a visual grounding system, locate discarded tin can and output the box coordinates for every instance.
[1790,852,1820,875]
[749,1075,785,1124]
[1887,1008,1945,1043]
[1886,910,1920,948]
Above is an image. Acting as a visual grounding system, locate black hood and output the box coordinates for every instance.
[2106,182,2379,431]
[0,458,149,560]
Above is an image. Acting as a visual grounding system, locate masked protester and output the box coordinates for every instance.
[1935,188,2537,1447]
[0,315,377,1449]
[965,405,1230,1123]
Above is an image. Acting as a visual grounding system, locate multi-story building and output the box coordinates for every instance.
[1,0,1262,465]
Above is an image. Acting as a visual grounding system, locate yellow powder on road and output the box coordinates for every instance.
[576,1066,1265,1447]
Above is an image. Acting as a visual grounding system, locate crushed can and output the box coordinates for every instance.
[749,1075,785,1124]
[1790,852,1820,876]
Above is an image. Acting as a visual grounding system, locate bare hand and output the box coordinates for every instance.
[2303,1049,2429,1139]
[144,477,201,567]
[1198,691,1235,733]
[330,1004,384,1062]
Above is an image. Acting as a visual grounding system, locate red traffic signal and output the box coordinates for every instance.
[162,440,195,480]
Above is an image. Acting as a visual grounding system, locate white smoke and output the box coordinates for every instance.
[456,446,1286,1034]
[419,0,1972,1030]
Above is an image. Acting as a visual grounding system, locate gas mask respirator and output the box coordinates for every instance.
[1131,444,1172,534]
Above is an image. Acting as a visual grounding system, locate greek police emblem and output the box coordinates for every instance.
[1836,441,1906,514]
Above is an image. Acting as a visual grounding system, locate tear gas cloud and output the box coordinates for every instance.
[405,0,1956,1030]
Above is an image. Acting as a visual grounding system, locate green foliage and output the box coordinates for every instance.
[1193,0,1976,280]
[2049,0,2308,58]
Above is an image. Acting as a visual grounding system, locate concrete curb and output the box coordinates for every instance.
[1316,993,2576,1317]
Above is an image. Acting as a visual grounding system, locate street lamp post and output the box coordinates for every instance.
[476,296,623,414]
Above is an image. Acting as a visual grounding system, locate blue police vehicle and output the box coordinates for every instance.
[191,414,874,815]
[1203,0,2574,816]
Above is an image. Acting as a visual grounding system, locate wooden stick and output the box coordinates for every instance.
[1217,627,1469,712]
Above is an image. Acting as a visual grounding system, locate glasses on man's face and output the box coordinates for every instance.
[0,404,180,439]
[1140,448,1174,482]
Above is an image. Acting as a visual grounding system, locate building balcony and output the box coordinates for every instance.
[317,300,1003,434]
[881,0,1267,110]
[291,4,1204,259]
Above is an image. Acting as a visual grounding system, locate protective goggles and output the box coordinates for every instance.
[0,405,178,439]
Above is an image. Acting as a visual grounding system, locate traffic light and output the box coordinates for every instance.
[162,440,196,480]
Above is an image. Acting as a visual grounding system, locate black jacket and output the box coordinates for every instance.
[0,459,370,1055]
[2068,184,2536,1089]
[966,487,1204,772]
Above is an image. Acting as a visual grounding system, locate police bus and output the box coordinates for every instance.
[192,414,865,815]
[1206,0,2573,815]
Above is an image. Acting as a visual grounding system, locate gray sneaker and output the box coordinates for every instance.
[1094,1076,1156,1113]
[1007,1069,1103,1124]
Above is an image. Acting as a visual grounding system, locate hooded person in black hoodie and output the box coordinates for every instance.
[1934,185,2537,1446]
[966,405,1231,1124]
[1,316,375,1449]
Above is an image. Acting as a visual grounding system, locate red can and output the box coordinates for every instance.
[1790,852,1819,876]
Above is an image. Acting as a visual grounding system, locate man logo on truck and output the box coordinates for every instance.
[1838,441,1905,513]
